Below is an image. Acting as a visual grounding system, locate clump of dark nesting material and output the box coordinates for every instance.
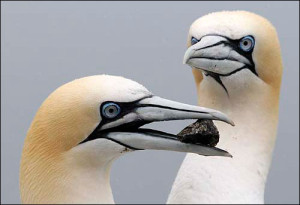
[177,119,220,147]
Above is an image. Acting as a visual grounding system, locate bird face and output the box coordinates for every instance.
[77,75,234,157]
[31,75,233,158]
[183,11,283,93]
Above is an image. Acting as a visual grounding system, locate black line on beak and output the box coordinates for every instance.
[105,137,143,151]
[136,104,207,114]
[190,34,257,95]
[78,96,153,145]
[194,41,227,52]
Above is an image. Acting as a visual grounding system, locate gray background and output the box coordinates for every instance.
[1,1,299,204]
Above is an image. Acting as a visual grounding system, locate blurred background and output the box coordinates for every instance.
[1,1,299,203]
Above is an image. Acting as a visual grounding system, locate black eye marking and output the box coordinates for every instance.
[191,37,199,45]
[99,95,153,123]
[78,95,154,145]
[192,34,257,95]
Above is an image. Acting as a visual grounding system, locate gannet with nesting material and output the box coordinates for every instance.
[167,11,283,204]
[20,75,234,204]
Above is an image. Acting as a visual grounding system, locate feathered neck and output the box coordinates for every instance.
[20,135,123,204]
[167,71,280,203]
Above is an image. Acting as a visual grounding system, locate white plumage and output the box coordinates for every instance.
[20,75,232,204]
[168,11,283,204]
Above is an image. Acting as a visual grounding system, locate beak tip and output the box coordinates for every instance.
[183,57,188,65]
[227,152,233,158]
[183,48,195,65]
[211,112,235,126]
[222,116,235,126]
[221,150,233,158]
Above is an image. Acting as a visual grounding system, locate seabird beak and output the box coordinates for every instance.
[97,96,234,157]
[183,35,255,76]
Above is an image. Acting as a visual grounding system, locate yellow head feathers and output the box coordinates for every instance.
[22,75,151,154]
[188,10,282,89]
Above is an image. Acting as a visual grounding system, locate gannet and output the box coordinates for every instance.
[20,75,234,204]
[167,11,283,204]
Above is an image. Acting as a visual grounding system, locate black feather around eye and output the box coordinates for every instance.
[191,37,199,45]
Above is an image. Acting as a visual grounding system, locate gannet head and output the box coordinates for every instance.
[183,11,283,94]
[21,75,234,166]
[21,75,235,203]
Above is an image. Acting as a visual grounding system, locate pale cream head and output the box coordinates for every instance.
[22,75,150,153]
[20,75,234,203]
[167,11,284,204]
[185,11,283,91]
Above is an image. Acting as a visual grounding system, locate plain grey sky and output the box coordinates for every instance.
[1,1,299,204]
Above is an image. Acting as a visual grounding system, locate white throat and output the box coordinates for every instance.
[21,139,127,204]
[59,140,122,204]
[168,71,280,204]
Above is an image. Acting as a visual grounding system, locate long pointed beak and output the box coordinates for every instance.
[183,35,253,76]
[102,129,232,157]
[135,96,234,125]
[101,96,234,131]
[100,95,234,157]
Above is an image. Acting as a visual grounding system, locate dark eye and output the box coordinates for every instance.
[102,103,121,119]
[191,37,199,45]
[239,36,255,52]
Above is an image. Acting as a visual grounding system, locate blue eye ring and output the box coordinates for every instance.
[102,102,121,119]
[191,37,199,45]
[239,36,255,52]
